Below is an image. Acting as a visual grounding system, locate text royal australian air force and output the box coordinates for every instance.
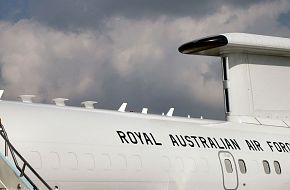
[116,131,290,154]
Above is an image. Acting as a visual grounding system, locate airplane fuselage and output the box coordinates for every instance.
[1,32,290,190]
[0,101,289,190]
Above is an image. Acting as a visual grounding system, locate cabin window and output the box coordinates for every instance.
[199,158,209,172]
[160,156,170,171]
[49,152,61,169]
[189,157,197,172]
[175,157,184,172]
[238,159,247,174]
[83,153,95,171]
[274,161,281,174]
[29,151,42,169]
[67,152,78,170]
[131,154,142,171]
[116,154,127,170]
[224,159,233,173]
[101,153,112,170]
[263,160,270,174]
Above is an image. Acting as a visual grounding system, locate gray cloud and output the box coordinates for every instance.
[26,0,271,30]
[0,18,224,118]
[278,11,290,28]
[0,0,289,120]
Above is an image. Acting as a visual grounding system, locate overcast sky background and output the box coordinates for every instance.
[0,0,290,120]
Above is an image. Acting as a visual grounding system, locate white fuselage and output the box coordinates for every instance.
[0,101,289,190]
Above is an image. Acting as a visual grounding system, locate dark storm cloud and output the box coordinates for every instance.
[26,0,270,30]
[0,0,29,21]
[0,0,289,121]
[77,53,224,119]
[278,11,290,28]
[0,18,225,119]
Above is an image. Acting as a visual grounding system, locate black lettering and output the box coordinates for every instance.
[230,139,240,150]
[214,138,224,149]
[169,134,179,146]
[286,143,290,152]
[207,137,217,149]
[185,136,194,147]
[127,132,138,144]
[150,133,162,146]
[117,131,129,144]
[199,136,210,148]
[143,133,153,145]
[249,140,257,151]
[191,136,200,147]
[273,142,282,152]
[134,132,144,144]
[220,138,228,149]
[246,140,255,151]
[251,140,257,151]
[177,135,187,147]
[253,140,263,151]
[224,138,233,149]
[267,141,274,152]
[279,142,288,152]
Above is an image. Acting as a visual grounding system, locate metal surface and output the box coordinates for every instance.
[0,120,53,190]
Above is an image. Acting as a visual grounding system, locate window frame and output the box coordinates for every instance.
[238,159,247,174]
[224,159,233,173]
[273,161,281,174]
[262,160,271,174]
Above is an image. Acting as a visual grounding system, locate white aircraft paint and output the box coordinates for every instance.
[52,98,69,107]
[142,108,148,114]
[0,33,290,190]
[118,103,127,112]
[18,95,36,103]
[166,108,175,117]
[81,101,98,109]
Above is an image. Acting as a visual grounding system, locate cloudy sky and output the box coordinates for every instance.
[0,0,289,120]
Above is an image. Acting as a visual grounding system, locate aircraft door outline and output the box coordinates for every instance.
[218,151,239,190]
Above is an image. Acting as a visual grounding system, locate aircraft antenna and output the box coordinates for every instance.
[81,101,98,109]
[166,108,175,116]
[18,95,36,103]
[142,108,148,114]
[118,103,127,112]
[0,90,4,99]
[52,98,69,106]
